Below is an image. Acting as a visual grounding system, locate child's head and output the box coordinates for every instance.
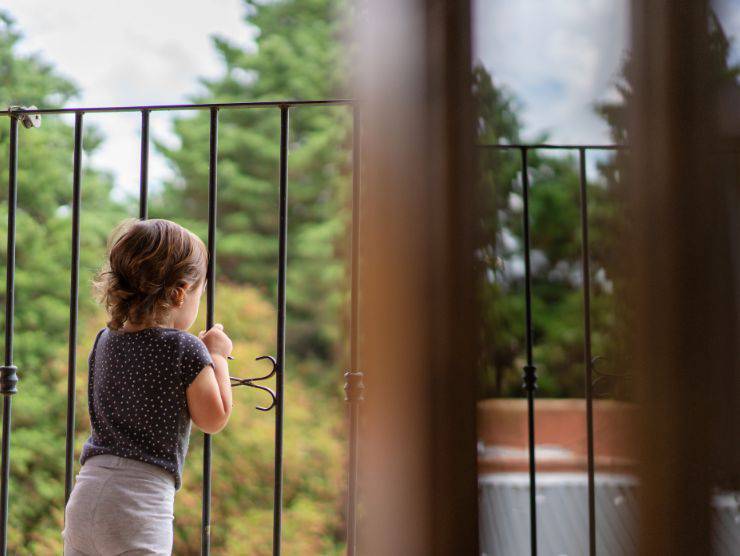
[94,218,208,331]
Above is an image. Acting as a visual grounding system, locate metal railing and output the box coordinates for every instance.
[481,143,627,556]
[0,99,630,556]
[0,99,363,556]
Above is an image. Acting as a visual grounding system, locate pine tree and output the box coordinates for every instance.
[0,10,124,552]
[152,0,352,365]
[476,63,621,399]
[590,10,740,400]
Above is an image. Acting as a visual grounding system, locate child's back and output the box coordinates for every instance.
[81,325,213,491]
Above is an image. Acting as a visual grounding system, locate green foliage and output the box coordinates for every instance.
[478,10,740,401]
[174,283,346,554]
[475,65,624,399]
[0,10,128,553]
[151,0,352,364]
[148,2,353,550]
[0,1,353,552]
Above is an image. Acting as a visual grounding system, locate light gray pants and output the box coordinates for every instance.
[62,454,176,555]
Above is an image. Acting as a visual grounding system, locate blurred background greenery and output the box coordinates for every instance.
[0,0,352,553]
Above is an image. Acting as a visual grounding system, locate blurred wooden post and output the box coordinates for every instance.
[628,1,739,554]
[354,0,480,554]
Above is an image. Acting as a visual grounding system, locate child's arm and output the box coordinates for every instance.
[209,352,233,415]
[187,324,234,434]
[187,361,232,434]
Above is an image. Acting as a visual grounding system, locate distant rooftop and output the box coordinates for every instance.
[477,399,740,555]
[480,473,739,556]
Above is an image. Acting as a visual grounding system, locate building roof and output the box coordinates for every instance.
[479,473,740,556]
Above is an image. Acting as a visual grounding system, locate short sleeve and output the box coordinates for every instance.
[88,327,106,369]
[178,332,215,389]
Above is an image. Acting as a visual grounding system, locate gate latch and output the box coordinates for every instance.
[8,106,41,129]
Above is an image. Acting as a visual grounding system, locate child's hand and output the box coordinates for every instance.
[199,323,233,359]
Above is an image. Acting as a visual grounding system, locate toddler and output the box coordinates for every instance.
[62,218,234,555]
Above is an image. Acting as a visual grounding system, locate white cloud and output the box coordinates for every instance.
[473,0,630,145]
[8,0,739,195]
[716,0,740,65]
[3,0,254,199]
[474,0,740,145]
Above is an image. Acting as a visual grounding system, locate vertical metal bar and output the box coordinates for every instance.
[0,114,20,555]
[273,105,289,556]
[520,147,538,556]
[345,104,363,556]
[579,148,597,555]
[201,107,218,556]
[64,112,84,505]
[139,110,150,220]
[349,106,360,374]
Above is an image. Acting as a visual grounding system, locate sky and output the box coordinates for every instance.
[472,0,740,147]
[2,0,254,200]
[3,0,738,198]
[473,0,630,145]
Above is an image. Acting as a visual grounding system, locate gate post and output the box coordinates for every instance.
[344,370,364,555]
[0,108,21,555]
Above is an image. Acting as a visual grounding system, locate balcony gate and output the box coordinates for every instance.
[480,143,628,556]
[1,100,364,556]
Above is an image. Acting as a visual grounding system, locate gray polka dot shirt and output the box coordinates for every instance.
[80,326,214,491]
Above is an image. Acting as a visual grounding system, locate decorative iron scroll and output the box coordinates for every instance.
[591,355,633,399]
[230,354,278,411]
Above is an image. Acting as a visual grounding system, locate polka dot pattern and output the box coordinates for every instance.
[80,326,214,491]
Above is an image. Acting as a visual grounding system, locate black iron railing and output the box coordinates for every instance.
[481,143,627,556]
[2,100,627,556]
[0,99,363,556]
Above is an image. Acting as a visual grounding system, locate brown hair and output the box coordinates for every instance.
[94,218,208,330]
